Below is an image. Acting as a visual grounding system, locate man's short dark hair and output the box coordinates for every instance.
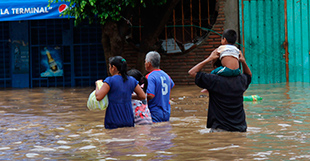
[222,29,237,44]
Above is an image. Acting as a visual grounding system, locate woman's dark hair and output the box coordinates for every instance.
[109,56,128,82]
[127,69,148,93]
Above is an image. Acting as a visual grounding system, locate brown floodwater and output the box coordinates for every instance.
[1,83,310,160]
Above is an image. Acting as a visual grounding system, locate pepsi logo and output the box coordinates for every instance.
[58,4,68,13]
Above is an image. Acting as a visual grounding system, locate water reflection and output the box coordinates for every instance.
[1,83,310,160]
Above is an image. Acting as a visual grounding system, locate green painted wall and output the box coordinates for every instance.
[287,0,310,82]
[240,0,310,83]
[240,0,286,84]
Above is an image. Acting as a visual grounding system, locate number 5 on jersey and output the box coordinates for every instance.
[161,76,168,95]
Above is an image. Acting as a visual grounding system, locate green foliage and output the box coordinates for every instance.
[48,0,167,26]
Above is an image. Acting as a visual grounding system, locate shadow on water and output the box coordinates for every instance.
[1,83,310,160]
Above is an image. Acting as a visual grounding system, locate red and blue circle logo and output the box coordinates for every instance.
[58,4,68,13]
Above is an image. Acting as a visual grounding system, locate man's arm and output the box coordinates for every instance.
[239,51,252,76]
[147,94,155,100]
[188,49,219,77]
[146,75,155,101]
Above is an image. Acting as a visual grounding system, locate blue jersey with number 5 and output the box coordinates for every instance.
[146,69,174,122]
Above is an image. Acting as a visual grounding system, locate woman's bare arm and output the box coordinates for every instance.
[95,80,110,101]
[133,84,146,100]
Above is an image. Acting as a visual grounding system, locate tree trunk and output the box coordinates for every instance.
[100,0,181,74]
[135,54,146,74]
[101,21,128,74]
[137,0,181,73]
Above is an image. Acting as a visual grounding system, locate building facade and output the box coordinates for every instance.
[0,0,241,88]
[0,1,107,88]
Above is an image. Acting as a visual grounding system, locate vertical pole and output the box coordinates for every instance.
[173,9,176,49]
[139,7,142,42]
[208,0,210,26]
[165,25,168,52]
[130,17,133,40]
[199,0,202,36]
[284,0,289,82]
[242,0,245,55]
[190,0,193,40]
[70,19,75,87]
[182,0,185,43]
[29,21,33,88]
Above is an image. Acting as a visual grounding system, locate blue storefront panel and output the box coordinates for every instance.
[0,19,107,88]
[0,22,11,87]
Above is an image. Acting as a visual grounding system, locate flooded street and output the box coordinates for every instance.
[1,83,310,160]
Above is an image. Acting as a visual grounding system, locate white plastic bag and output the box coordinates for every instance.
[87,81,108,110]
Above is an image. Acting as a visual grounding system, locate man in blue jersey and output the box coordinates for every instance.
[145,51,175,123]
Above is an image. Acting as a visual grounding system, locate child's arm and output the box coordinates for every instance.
[188,49,219,77]
[95,80,110,101]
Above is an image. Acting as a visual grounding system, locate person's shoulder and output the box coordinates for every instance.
[128,75,138,83]
[197,71,212,76]
[217,45,225,53]
[104,76,112,81]
[241,73,251,77]
[109,75,121,80]
[104,76,114,85]
[231,45,240,52]
[226,44,239,50]
[107,75,124,82]
[128,75,135,80]
[146,69,161,78]
[159,70,174,81]
[196,72,217,79]
[145,71,155,79]
[240,73,252,80]
[159,69,170,76]
[240,73,252,85]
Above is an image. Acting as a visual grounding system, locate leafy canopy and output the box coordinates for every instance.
[49,0,167,25]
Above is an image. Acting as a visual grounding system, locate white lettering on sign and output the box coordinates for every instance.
[11,7,50,14]
[0,6,55,17]
[0,9,9,15]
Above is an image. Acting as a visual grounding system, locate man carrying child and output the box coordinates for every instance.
[188,29,252,132]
